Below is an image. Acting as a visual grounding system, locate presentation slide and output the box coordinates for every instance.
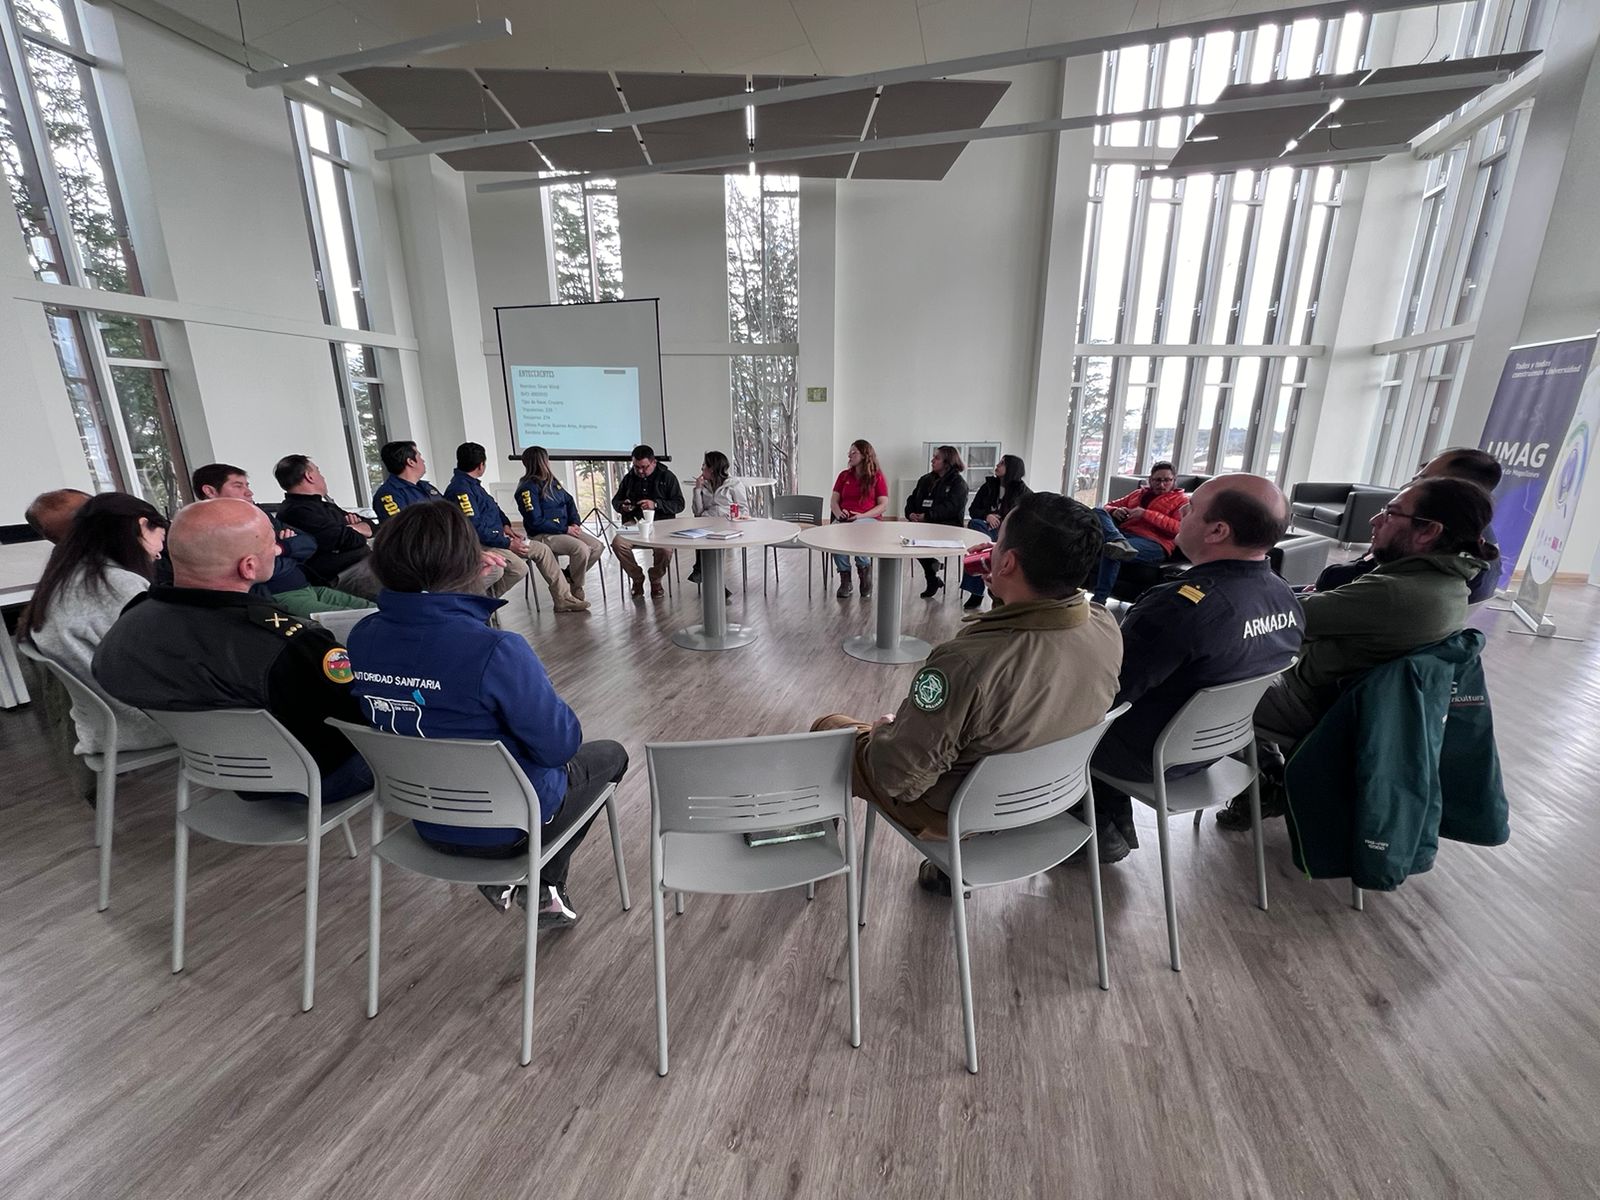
[495,298,666,459]
[508,365,641,453]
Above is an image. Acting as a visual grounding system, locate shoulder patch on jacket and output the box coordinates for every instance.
[322,646,353,684]
[456,492,475,516]
[910,666,950,712]
[1176,584,1206,604]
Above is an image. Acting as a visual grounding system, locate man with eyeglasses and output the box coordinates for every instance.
[1091,462,1188,604]
[1221,474,1497,830]
[1308,448,1502,602]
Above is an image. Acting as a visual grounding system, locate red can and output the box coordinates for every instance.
[730,501,741,520]
[962,545,994,574]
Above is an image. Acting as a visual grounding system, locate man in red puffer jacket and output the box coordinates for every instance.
[1091,461,1188,604]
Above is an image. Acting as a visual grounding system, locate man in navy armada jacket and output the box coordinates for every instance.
[444,442,586,610]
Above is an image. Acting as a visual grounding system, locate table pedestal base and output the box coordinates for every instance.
[670,546,757,652]
[841,559,931,664]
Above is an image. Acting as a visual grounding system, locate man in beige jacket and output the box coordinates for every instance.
[815,492,1123,893]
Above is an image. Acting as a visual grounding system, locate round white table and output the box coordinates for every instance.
[739,476,778,516]
[619,515,803,651]
[797,520,991,663]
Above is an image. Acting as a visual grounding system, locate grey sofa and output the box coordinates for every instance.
[1288,482,1398,543]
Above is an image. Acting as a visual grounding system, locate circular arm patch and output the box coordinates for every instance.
[910,666,949,712]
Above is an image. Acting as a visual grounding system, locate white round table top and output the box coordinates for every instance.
[617,514,803,550]
[740,477,778,488]
[797,519,991,559]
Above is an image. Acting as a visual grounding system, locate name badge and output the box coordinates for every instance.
[922,499,933,508]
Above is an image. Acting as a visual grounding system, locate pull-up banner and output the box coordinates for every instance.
[1479,334,1596,594]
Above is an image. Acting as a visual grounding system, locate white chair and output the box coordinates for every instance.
[765,494,827,598]
[858,706,1128,1074]
[309,607,374,642]
[149,709,373,1011]
[1092,666,1291,972]
[330,720,629,1067]
[17,641,178,912]
[645,728,861,1077]
[1253,720,1363,912]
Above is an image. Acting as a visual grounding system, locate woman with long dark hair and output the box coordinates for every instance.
[962,454,1031,609]
[347,501,628,924]
[21,492,170,754]
[513,445,604,603]
[688,449,749,595]
[829,439,888,597]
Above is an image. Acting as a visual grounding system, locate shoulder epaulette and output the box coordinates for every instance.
[1176,583,1207,605]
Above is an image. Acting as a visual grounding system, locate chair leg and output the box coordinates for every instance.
[302,828,321,1012]
[95,766,115,912]
[674,891,684,915]
[520,878,538,1067]
[172,785,189,975]
[367,832,382,1019]
[858,807,878,927]
[1193,809,1202,830]
[1249,781,1268,913]
[1351,881,1364,911]
[844,819,861,1049]
[341,818,358,860]
[806,880,816,901]
[652,881,669,1076]
[1156,797,1181,972]
[951,874,978,1074]
[1084,800,1110,992]
[606,794,630,910]
[741,547,748,594]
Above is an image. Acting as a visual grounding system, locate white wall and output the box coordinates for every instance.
[834,62,1058,495]
[617,174,732,474]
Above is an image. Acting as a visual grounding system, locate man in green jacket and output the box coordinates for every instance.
[1255,475,1497,740]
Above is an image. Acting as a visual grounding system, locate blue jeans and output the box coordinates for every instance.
[961,518,996,597]
[1093,508,1166,602]
[832,516,876,571]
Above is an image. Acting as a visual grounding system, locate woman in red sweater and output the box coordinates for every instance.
[829,439,888,597]
[1092,461,1188,603]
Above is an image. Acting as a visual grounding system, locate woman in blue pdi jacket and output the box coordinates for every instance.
[514,445,605,603]
[348,500,627,926]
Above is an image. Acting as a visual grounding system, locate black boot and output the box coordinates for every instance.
[920,574,944,600]
[836,570,853,598]
[858,564,872,597]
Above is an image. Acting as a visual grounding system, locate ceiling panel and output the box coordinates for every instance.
[753,89,875,152]
[478,68,624,124]
[535,130,650,171]
[342,67,510,131]
[867,79,1010,137]
[851,143,968,180]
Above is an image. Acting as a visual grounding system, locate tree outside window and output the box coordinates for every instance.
[726,174,798,494]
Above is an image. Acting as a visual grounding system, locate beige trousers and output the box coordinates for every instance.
[612,533,672,583]
[535,529,604,596]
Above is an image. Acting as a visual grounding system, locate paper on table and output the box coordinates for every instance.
[900,537,964,549]
[670,527,714,538]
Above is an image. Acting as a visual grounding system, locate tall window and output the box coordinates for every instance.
[0,0,188,510]
[726,173,799,493]
[545,176,623,517]
[289,98,389,498]
[1066,13,1364,501]
[1368,0,1546,485]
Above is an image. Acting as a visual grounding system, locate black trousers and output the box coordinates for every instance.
[429,740,629,890]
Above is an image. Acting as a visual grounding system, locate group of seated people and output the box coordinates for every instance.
[15,437,1501,928]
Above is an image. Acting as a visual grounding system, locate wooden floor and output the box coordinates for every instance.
[4,558,1599,1199]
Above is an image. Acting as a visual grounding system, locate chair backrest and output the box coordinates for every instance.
[948,703,1129,836]
[149,709,318,796]
[0,522,43,545]
[771,494,824,526]
[1151,663,1294,771]
[310,608,374,642]
[329,719,539,833]
[17,640,117,747]
[646,728,855,835]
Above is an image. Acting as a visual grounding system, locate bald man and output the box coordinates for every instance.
[92,498,371,802]
[1088,474,1304,862]
[24,488,89,543]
